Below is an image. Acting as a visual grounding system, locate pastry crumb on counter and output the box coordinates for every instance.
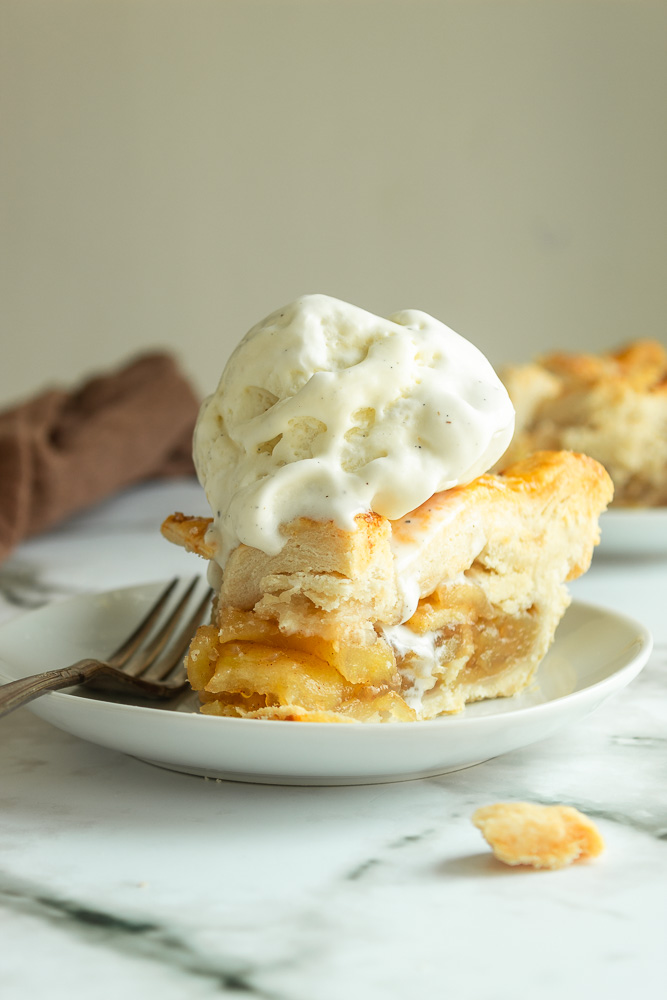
[472,802,604,870]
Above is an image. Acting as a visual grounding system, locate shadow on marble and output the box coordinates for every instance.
[434,852,527,879]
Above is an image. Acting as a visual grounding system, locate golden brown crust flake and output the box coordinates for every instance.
[472,801,605,869]
[160,512,215,559]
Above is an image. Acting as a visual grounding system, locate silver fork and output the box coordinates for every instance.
[0,578,213,718]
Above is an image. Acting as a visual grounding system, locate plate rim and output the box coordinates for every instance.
[597,506,667,556]
[600,506,667,518]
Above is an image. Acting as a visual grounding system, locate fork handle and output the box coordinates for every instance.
[0,659,102,719]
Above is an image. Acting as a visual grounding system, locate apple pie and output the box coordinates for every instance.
[500,340,667,506]
[162,450,612,723]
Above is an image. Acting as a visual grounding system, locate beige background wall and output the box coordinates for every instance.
[2,0,666,406]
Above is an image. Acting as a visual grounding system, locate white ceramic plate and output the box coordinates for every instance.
[0,582,652,785]
[598,508,667,557]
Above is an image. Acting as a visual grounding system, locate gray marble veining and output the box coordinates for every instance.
[0,480,665,1000]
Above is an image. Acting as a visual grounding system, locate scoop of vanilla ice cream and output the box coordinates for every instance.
[194,294,515,566]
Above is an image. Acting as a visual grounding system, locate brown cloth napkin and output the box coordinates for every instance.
[0,352,200,563]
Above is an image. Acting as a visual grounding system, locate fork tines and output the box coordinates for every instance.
[111,577,213,686]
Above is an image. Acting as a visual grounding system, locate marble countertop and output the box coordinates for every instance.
[0,480,665,1000]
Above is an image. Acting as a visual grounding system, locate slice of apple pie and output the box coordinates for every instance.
[162,450,612,723]
[500,340,667,506]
